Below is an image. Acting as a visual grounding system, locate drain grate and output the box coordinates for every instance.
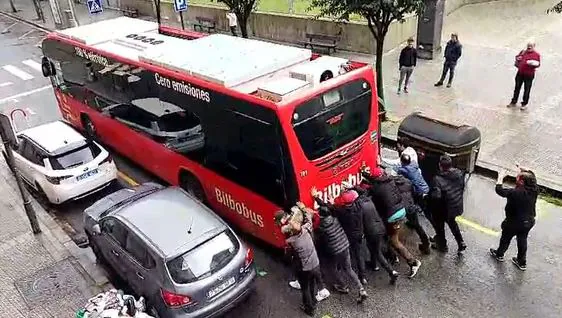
[14,258,87,307]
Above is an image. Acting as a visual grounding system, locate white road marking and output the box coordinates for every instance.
[0,82,13,87]
[0,22,17,34]
[18,30,35,40]
[2,65,34,80]
[25,107,37,115]
[22,60,42,72]
[0,85,51,105]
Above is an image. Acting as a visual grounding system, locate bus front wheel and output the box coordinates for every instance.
[179,171,207,204]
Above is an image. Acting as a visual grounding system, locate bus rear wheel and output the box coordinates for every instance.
[179,172,206,204]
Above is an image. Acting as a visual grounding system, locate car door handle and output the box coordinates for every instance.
[136,272,145,280]
[111,250,120,257]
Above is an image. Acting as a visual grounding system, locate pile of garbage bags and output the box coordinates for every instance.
[76,289,155,318]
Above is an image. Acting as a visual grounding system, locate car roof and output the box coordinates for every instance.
[117,187,227,258]
[20,121,86,155]
[131,97,184,118]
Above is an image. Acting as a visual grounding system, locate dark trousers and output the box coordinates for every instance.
[297,266,322,313]
[496,219,535,266]
[406,205,430,247]
[328,249,363,291]
[434,212,464,248]
[230,26,238,36]
[414,193,436,232]
[366,234,394,275]
[438,61,457,84]
[349,239,366,281]
[511,72,534,105]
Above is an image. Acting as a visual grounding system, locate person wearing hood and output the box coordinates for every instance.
[490,167,538,271]
[311,188,368,303]
[361,166,422,279]
[429,155,467,253]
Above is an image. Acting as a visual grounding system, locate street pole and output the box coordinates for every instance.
[1,139,41,234]
[179,11,185,30]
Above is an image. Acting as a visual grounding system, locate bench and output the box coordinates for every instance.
[121,7,139,18]
[302,33,341,54]
[193,16,217,33]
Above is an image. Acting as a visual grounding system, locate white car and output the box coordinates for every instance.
[4,121,118,204]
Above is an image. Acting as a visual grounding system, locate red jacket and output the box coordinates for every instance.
[516,50,541,76]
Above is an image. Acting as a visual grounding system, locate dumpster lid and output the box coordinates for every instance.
[398,112,481,148]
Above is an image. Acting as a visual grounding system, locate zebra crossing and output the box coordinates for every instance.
[0,59,44,86]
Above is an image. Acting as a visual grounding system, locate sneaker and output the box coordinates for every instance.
[357,288,368,304]
[289,280,301,290]
[408,260,422,278]
[507,103,516,108]
[489,248,505,262]
[372,266,381,271]
[431,243,448,253]
[434,82,443,87]
[390,270,399,285]
[511,257,527,271]
[419,243,431,255]
[429,236,436,243]
[446,83,452,88]
[315,288,330,302]
[458,242,467,254]
[397,88,401,95]
[300,305,315,317]
[520,104,528,111]
[404,87,409,93]
[360,278,368,285]
[333,284,350,294]
[390,256,400,265]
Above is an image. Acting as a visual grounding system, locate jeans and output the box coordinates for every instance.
[438,61,457,84]
[496,219,535,266]
[297,266,322,313]
[511,72,534,105]
[399,66,414,89]
[434,212,464,248]
[366,233,394,275]
[387,220,416,265]
[230,26,238,36]
[406,205,430,247]
[414,193,436,232]
[328,249,363,291]
[349,239,366,281]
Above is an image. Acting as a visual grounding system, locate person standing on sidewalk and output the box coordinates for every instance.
[226,10,238,36]
[429,155,467,254]
[435,33,462,88]
[490,167,538,271]
[311,188,368,303]
[507,41,541,110]
[398,37,417,94]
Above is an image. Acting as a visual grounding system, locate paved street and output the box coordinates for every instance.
[1,2,562,318]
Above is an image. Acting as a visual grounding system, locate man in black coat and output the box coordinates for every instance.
[435,33,462,88]
[311,188,368,303]
[398,37,417,94]
[429,155,467,253]
[490,168,538,271]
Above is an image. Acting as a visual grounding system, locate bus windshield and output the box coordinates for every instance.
[292,79,372,160]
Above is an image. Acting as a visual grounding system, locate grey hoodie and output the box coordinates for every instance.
[286,222,320,271]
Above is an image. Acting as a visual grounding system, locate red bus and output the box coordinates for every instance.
[40,17,380,248]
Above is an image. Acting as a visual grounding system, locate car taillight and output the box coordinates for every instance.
[46,175,72,184]
[161,289,192,308]
[100,155,113,165]
[244,247,254,269]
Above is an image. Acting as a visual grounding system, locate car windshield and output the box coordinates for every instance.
[158,112,200,133]
[292,79,372,160]
[49,142,101,170]
[166,231,239,284]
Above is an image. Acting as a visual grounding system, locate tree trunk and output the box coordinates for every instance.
[9,0,17,13]
[375,36,386,120]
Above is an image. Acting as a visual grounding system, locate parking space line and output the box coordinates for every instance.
[2,65,34,80]
[456,216,500,237]
[0,82,13,87]
[0,85,51,104]
[22,60,42,72]
[117,170,139,186]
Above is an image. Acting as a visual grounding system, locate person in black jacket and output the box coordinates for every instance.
[398,37,417,94]
[311,188,368,303]
[435,33,462,88]
[361,167,422,279]
[429,155,467,253]
[490,168,538,271]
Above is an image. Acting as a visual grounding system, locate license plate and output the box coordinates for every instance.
[76,169,98,181]
[207,277,235,298]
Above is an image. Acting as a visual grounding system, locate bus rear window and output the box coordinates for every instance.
[292,79,372,160]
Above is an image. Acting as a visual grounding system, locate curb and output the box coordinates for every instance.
[0,10,53,32]
[380,134,562,198]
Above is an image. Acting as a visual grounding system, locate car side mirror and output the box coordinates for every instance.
[92,224,101,235]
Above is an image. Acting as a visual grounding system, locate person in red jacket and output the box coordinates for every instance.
[508,41,541,110]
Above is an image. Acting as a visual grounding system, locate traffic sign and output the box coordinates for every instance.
[87,0,103,14]
[174,0,188,12]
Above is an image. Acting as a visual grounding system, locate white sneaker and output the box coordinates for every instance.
[408,260,421,278]
[315,288,330,302]
[288,280,301,290]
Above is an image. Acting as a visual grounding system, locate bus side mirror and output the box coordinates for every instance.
[41,57,55,77]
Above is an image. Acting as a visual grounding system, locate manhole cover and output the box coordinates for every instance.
[14,258,86,307]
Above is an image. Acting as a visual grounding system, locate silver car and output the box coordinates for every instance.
[84,183,256,318]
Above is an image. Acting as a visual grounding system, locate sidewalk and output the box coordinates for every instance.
[0,158,110,316]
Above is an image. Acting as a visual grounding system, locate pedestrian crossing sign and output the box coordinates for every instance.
[87,0,103,14]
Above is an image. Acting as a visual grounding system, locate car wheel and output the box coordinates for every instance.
[180,172,207,204]
[35,184,52,207]
[82,115,97,139]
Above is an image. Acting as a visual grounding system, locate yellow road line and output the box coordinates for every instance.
[117,170,139,186]
[456,216,500,237]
